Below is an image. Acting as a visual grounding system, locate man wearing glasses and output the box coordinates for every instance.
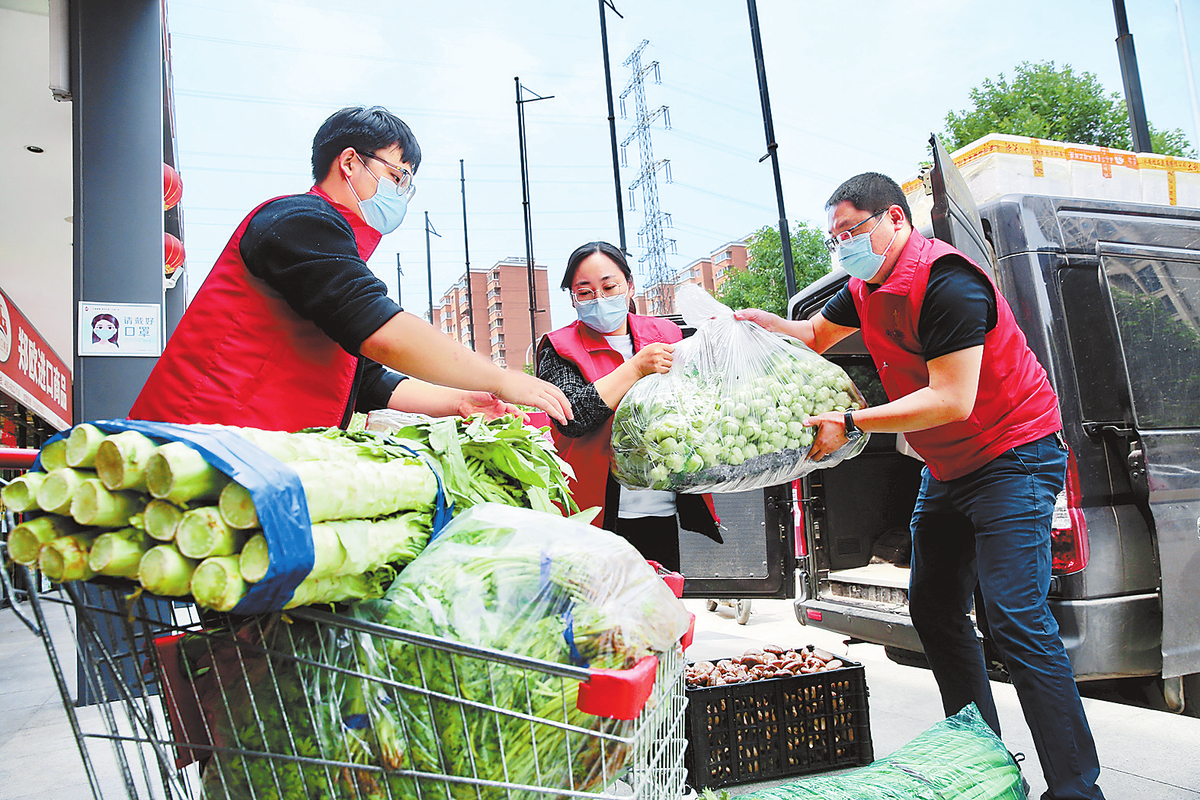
[737,172,1103,799]
[131,106,571,431]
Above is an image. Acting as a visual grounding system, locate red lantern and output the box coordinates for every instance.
[163,162,183,210]
[164,232,186,275]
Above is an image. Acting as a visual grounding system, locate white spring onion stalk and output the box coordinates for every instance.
[1,471,45,512]
[38,533,99,582]
[65,423,107,469]
[139,545,198,596]
[143,498,189,541]
[175,506,245,559]
[88,527,152,579]
[70,478,147,527]
[94,430,159,492]
[6,515,82,564]
[218,460,435,530]
[36,467,94,515]
[145,441,230,504]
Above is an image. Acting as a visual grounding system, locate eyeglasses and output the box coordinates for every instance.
[357,151,416,195]
[570,281,628,304]
[823,209,886,254]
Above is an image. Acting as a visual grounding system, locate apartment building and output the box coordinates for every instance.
[633,238,749,316]
[431,257,552,368]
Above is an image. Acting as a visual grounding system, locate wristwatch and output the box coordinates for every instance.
[844,410,862,439]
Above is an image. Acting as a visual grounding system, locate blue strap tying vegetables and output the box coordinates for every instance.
[343,714,369,730]
[68,420,313,615]
[385,442,453,537]
[561,604,586,668]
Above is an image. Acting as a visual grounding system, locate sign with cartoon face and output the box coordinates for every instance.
[78,302,162,357]
[0,287,72,430]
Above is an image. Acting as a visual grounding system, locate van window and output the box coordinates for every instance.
[1060,266,1128,424]
[1101,251,1200,430]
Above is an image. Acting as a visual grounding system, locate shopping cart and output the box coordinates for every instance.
[7,569,690,800]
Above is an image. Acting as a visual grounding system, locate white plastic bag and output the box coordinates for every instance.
[611,285,869,493]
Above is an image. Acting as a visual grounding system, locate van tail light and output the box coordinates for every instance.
[1051,445,1089,575]
[791,478,807,557]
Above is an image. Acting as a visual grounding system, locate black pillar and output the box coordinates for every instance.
[72,0,165,422]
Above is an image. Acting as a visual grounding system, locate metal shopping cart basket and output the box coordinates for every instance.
[7,569,690,800]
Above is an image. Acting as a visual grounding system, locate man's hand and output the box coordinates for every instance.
[630,342,674,377]
[733,308,782,333]
[495,371,573,425]
[804,411,850,461]
[457,391,526,422]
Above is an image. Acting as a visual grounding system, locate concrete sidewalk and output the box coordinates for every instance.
[2,592,1198,799]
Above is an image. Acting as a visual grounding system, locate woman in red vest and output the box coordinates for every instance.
[536,242,720,571]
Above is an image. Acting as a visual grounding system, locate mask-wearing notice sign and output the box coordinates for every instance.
[78,302,162,357]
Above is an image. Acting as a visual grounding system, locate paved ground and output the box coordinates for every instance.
[2,590,1198,799]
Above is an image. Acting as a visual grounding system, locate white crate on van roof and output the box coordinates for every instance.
[904,134,1200,230]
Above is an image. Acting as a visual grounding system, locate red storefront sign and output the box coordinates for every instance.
[0,287,72,431]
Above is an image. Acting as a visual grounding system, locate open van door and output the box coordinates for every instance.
[1096,242,1200,683]
[924,134,998,278]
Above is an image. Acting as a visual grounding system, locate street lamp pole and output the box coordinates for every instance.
[460,159,476,351]
[515,77,554,357]
[746,0,796,299]
[598,0,628,254]
[424,211,440,327]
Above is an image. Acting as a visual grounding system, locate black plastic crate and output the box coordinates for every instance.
[684,652,873,789]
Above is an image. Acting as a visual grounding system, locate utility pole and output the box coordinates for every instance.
[620,40,675,314]
[424,211,440,327]
[515,77,554,354]
[460,159,476,351]
[1112,0,1153,153]
[746,0,796,298]
[598,0,628,254]
[395,253,403,308]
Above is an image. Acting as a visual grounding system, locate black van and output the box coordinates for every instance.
[786,136,1200,714]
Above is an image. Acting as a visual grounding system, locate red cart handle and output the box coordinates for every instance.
[576,653,658,720]
[0,447,39,470]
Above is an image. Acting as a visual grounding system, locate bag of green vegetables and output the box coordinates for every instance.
[612,285,869,493]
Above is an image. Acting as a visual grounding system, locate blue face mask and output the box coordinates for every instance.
[577,294,629,333]
[351,157,413,234]
[835,215,896,282]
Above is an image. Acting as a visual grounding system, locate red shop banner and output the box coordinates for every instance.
[0,287,72,431]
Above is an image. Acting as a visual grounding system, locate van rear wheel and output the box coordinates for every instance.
[884,646,930,670]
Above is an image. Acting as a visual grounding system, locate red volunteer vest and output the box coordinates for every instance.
[542,315,687,526]
[850,230,1061,481]
[129,187,383,431]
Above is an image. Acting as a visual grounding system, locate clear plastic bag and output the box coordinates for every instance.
[611,285,869,493]
[348,503,693,797]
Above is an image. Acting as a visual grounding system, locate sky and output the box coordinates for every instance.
[165,0,1200,338]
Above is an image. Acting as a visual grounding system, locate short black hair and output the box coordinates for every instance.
[825,172,912,225]
[560,241,633,289]
[311,106,422,182]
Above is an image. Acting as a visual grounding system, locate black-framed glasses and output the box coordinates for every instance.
[823,210,885,254]
[357,151,415,194]
[570,281,628,305]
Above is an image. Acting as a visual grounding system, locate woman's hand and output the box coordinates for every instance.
[629,342,674,377]
[733,308,783,333]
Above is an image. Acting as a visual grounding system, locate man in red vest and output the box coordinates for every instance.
[738,173,1103,800]
[130,106,570,431]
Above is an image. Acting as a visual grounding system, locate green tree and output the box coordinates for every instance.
[716,221,831,317]
[943,61,1196,158]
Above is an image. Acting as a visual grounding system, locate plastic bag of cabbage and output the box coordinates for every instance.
[611,285,869,493]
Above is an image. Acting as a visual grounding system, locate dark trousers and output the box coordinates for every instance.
[908,434,1104,800]
[613,514,680,572]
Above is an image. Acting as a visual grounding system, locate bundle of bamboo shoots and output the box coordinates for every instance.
[3,423,437,612]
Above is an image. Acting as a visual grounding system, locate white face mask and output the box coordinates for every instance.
[348,155,414,234]
[576,294,629,333]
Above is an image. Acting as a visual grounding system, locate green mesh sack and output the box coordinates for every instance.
[738,703,1025,800]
